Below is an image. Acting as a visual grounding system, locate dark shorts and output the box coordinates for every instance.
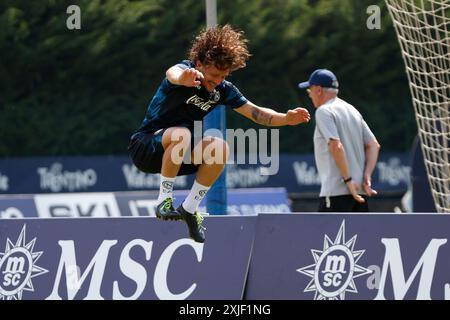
[318,195,369,212]
[127,130,199,176]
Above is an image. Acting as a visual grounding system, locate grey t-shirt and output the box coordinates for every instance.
[314,97,376,197]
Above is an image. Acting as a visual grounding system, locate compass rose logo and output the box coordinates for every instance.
[0,225,48,300]
[296,220,372,300]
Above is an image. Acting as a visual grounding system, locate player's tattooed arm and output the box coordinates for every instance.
[251,107,274,126]
[234,102,284,127]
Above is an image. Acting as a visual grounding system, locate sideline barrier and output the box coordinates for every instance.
[0,216,255,300]
[0,188,290,218]
[1,213,448,300]
[245,213,449,300]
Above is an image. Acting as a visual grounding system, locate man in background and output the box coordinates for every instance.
[298,69,380,212]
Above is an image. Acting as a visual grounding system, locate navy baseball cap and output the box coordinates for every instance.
[298,69,339,89]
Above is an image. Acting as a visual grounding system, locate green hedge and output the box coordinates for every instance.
[0,0,416,156]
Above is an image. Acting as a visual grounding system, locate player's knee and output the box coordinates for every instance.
[204,137,229,165]
[165,127,191,148]
[217,138,230,162]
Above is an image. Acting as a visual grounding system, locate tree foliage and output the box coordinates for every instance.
[0,0,416,156]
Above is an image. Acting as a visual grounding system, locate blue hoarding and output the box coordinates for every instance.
[0,188,290,218]
[246,213,449,300]
[1,213,449,300]
[0,217,255,300]
[0,153,411,195]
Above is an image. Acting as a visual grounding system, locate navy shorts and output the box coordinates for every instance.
[318,195,369,212]
[127,130,199,176]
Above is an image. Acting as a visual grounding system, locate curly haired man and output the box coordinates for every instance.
[129,25,310,243]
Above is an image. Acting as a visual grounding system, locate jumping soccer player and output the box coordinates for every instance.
[129,25,310,243]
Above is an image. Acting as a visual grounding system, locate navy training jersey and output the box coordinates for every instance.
[135,60,248,134]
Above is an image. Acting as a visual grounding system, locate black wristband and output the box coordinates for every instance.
[343,177,352,184]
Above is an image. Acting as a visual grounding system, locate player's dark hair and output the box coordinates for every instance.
[189,24,251,71]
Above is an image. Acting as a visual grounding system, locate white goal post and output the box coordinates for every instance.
[385,0,449,213]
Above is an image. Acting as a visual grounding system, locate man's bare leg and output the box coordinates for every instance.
[177,136,230,243]
[155,127,191,220]
[182,136,229,213]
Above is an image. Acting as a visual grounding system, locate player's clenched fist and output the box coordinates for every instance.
[179,68,205,87]
[285,107,311,125]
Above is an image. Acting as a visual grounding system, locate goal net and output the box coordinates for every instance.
[385,0,450,213]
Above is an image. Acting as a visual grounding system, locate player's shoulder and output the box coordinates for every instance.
[220,79,235,88]
[174,59,194,69]
[220,80,242,92]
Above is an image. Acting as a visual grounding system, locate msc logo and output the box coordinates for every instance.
[0,225,48,300]
[297,220,372,300]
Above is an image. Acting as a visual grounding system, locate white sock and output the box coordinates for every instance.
[157,175,175,203]
[182,180,210,214]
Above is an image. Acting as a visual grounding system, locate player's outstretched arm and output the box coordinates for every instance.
[166,66,204,87]
[234,101,310,127]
